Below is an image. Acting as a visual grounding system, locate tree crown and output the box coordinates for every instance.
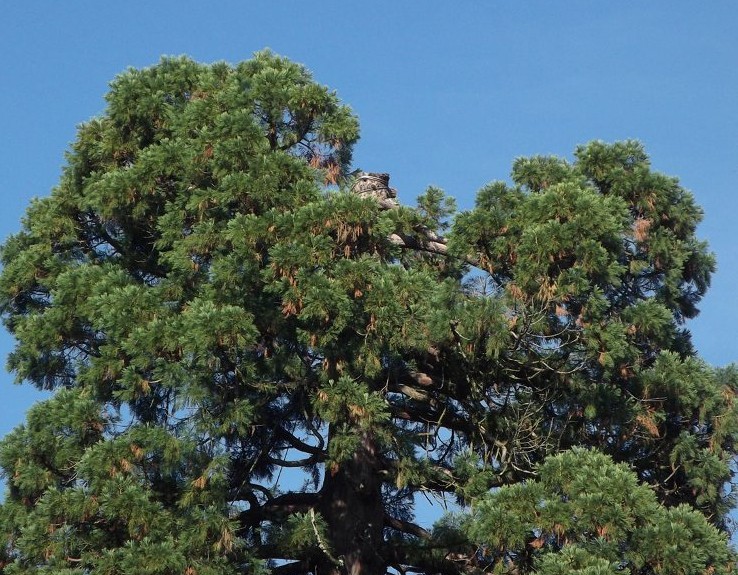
[0,53,734,575]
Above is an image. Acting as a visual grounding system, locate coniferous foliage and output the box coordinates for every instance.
[0,53,735,575]
[462,449,733,575]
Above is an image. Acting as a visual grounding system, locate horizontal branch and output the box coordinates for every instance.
[388,401,474,435]
[384,547,466,575]
[389,232,449,258]
[266,454,325,467]
[380,459,461,494]
[384,514,432,540]
[276,426,325,456]
[238,491,319,528]
[270,560,311,575]
[388,382,438,408]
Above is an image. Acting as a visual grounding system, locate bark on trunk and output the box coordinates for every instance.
[320,431,385,575]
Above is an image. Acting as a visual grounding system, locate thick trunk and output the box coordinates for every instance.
[320,431,385,575]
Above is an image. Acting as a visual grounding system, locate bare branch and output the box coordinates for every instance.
[265,453,325,468]
[238,491,319,527]
[389,232,449,257]
[270,561,311,575]
[276,426,326,456]
[384,515,432,540]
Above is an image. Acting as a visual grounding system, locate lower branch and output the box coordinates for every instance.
[384,515,432,540]
[238,491,319,528]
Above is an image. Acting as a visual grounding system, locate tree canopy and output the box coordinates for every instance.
[0,52,735,575]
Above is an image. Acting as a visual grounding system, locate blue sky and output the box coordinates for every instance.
[0,0,736,513]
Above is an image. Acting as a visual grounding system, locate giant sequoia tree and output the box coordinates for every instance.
[0,53,735,575]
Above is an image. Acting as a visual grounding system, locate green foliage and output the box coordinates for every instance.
[0,52,734,575]
[0,51,359,574]
[463,449,733,575]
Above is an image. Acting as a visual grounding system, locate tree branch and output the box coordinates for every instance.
[389,232,449,258]
[384,515,432,540]
[269,560,311,575]
[388,382,438,407]
[265,453,325,467]
[276,426,325,456]
[384,547,466,575]
[238,491,319,527]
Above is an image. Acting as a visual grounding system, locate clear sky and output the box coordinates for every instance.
[0,0,736,512]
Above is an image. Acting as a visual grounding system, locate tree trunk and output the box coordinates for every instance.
[320,430,385,575]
